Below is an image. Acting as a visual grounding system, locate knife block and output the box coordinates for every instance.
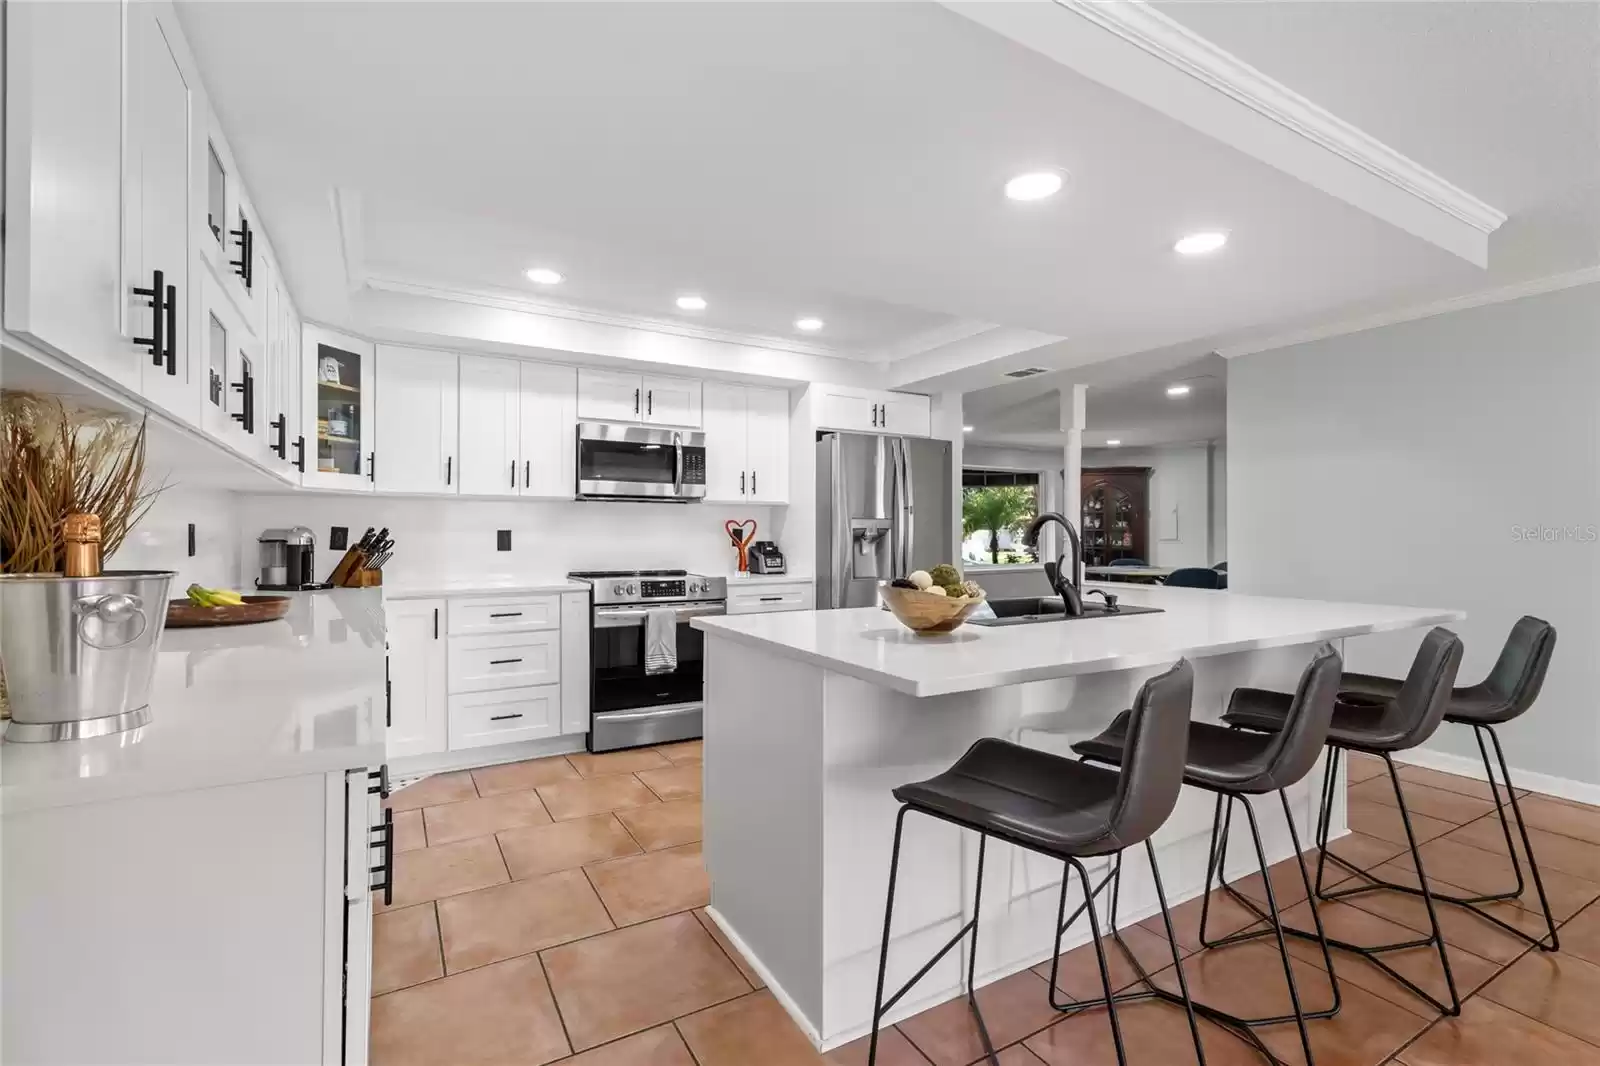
[328,547,384,588]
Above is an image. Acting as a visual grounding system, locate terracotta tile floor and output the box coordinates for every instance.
[370,749,1600,1066]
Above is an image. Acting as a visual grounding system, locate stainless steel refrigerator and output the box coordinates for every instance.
[816,432,952,609]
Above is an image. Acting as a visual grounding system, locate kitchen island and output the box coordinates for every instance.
[691,582,1463,1051]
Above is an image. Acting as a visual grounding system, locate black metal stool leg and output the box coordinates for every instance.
[1238,794,1320,1066]
[1198,792,1232,948]
[868,808,999,1066]
[1481,725,1560,951]
[1072,855,1131,1066]
[1143,838,1209,1066]
[1312,746,1342,897]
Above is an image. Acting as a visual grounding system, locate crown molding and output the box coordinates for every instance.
[361,273,873,361]
[1219,266,1600,359]
[331,187,368,292]
[1054,0,1507,236]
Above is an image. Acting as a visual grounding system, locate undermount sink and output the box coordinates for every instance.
[969,596,1165,627]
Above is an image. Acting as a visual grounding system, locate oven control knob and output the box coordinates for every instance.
[612,582,628,596]
[626,583,638,596]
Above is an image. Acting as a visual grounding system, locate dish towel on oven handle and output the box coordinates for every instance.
[644,606,679,675]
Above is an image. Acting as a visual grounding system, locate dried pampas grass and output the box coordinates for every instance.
[0,390,165,574]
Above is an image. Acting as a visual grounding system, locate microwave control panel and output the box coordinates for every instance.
[681,451,705,485]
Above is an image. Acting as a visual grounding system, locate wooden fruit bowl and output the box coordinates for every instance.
[879,584,987,634]
[165,595,291,628]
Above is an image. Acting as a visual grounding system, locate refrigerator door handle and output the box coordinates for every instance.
[899,437,915,577]
[831,435,850,609]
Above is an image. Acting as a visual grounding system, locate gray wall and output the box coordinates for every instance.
[1229,283,1600,787]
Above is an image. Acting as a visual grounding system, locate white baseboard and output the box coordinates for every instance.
[1393,746,1600,808]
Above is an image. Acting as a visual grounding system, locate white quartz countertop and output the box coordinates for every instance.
[692,583,1465,697]
[2,589,387,813]
[383,577,586,599]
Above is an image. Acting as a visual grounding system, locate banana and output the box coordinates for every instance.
[186,585,244,607]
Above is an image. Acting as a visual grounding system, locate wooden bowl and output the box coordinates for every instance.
[165,595,291,628]
[879,584,987,634]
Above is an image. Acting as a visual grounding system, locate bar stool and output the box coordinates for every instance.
[1073,644,1346,1066]
[867,660,1205,1066]
[1222,627,1468,1014]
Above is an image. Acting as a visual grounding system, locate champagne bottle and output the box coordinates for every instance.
[62,513,103,578]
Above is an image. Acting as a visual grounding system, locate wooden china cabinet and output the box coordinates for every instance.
[1080,467,1151,567]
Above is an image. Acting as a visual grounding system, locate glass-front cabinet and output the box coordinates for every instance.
[301,324,375,490]
[1080,467,1151,568]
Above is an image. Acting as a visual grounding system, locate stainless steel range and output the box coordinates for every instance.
[567,569,727,752]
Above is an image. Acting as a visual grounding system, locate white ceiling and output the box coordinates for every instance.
[176,0,1496,383]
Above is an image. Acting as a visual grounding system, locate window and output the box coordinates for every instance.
[961,469,1039,565]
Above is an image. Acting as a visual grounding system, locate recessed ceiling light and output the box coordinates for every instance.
[1174,232,1228,256]
[795,317,824,332]
[962,425,974,433]
[525,267,563,285]
[1106,439,1122,447]
[1004,171,1064,202]
[1166,384,1191,397]
[676,295,707,311]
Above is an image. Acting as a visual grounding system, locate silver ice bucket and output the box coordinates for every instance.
[0,571,175,741]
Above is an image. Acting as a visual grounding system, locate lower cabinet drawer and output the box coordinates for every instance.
[447,595,560,636]
[449,686,562,750]
[726,582,814,615]
[448,631,560,693]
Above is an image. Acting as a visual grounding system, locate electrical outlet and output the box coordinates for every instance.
[330,526,348,551]
[497,529,512,551]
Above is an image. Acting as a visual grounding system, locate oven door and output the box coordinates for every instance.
[577,422,696,501]
[588,600,722,751]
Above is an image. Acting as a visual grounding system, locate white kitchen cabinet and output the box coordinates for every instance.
[449,686,563,750]
[124,2,198,423]
[560,591,591,736]
[726,580,814,615]
[642,374,702,427]
[576,367,645,422]
[375,346,459,494]
[458,355,521,496]
[302,326,376,490]
[812,385,932,437]
[385,598,448,759]
[197,269,261,450]
[577,368,702,428]
[447,594,561,636]
[520,362,578,497]
[259,254,300,479]
[701,382,790,503]
[448,631,561,694]
[701,382,749,501]
[3,1,136,391]
[745,386,790,503]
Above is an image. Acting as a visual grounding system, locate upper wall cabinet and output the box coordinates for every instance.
[576,368,702,428]
[302,326,375,490]
[702,383,790,504]
[4,1,197,423]
[811,385,931,438]
[375,347,459,495]
[457,356,576,498]
[198,112,263,331]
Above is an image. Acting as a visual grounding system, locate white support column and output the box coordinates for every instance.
[1060,385,1087,569]
[930,391,965,563]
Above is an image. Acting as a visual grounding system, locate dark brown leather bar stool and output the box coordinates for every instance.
[1222,627,1467,1015]
[867,661,1206,1066]
[1229,617,1559,955]
[1073,644,1346,1066]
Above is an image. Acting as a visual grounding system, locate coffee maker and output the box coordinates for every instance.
[257,527,331,590]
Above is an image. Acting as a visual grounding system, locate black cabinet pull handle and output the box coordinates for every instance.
[488,612,522,618]
[752,470,757,495]
[740,470,745,495]
[488,657,523,665]
[229,216,253,288]
[524,459,530,488]
[433,607,439,639]
[384,655,392,728]
[293,434,306,473]
[759,596,784,602]
[634,387,640,415]
[511,460,516,488]
[163,283,177,374]
[270,414,287,459]
[367,764,390,798]
[488,713,524,722]
[647,390,653,417]
[230,370,255,432]
[369,808,394,906]
[368,452,376,481]
[445,455,451,485]
[132,269,165,364]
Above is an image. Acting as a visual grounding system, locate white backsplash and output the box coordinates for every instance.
[108,485,243,592]
[232,494,789,588]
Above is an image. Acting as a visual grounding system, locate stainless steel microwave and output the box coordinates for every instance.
[576,422,707,502]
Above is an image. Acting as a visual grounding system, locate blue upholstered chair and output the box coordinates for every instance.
[1164,567,1223,589]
